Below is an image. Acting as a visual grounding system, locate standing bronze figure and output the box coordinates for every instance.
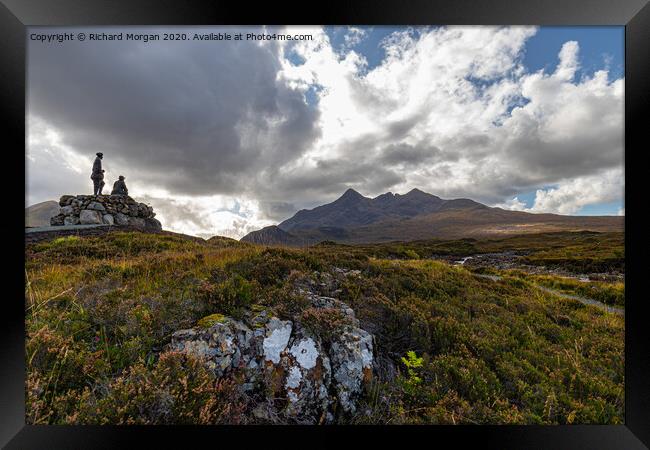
[91,152,104,195]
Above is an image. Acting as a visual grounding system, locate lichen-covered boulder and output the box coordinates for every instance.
[169,298,374,424]
[102,214,114,225]
[169,315,254,378]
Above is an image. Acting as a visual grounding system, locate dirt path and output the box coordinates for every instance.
[474,273,624,316]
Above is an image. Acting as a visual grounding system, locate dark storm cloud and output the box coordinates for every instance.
[258,201,299,221]
[377,143,442,166]
[28,26,320,198]
[275,157,404,201]
[504,132,624,180]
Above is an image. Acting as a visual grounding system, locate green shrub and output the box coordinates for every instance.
[299,307,354,342]
[39,352,248,424]
[196,274,256,318]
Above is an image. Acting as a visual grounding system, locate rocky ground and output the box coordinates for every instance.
[169,268,375,424]
[430,251,624,283]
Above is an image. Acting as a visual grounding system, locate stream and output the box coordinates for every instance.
[474,273,625,316]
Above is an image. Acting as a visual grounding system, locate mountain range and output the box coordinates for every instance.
[241,188,624,245]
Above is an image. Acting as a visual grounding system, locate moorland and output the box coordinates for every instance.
[25,229,624,424]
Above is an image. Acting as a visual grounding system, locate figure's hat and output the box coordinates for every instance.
[96,152,103,157]
[119,175,125,179]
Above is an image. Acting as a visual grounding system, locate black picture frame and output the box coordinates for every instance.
[3,0,648,448]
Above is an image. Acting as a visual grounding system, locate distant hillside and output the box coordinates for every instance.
[279,188,484,232]
[240,225,306,246]
[240,188,624,245]
[25,200,59,227]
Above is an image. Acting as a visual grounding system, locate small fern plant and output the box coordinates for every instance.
[401,350,424,390]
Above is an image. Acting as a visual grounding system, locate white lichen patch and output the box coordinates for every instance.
[289,338,318,370]
[263,322,292,364]
[361,347,373,368]
[287,390,299,403]
[286,366,302,389]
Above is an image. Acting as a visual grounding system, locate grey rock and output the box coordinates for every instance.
[128,217,146,228]
[79,209,103,225]
[170,320,240,377]
[114,213,129,226]
[50,214,65,226]
[59,195,75,207]
[64,216,80,226]
[329,328,374,414]
[87,201,106,211]
[282,326,332,423]
[102,214,114,225]
[170,291,374,424]
[60,205,74,216]
[144,218,162,231]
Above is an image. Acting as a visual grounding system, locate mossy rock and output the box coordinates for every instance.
[197,313,227,328]
[250,304,267,313]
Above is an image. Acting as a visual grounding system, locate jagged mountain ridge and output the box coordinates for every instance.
[240,188,624,245]
[278,188,484,231]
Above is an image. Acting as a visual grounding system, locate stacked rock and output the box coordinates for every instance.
[50,195,162,231]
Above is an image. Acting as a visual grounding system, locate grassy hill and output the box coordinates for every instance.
[25,230,624,424]
[25,200,59,227]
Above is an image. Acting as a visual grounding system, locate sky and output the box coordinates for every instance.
[26,26,625,238]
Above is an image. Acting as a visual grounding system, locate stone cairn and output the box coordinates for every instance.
[50,194,162,231]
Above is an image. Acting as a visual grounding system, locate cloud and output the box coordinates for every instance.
[495,168,623,215]
[554,41,580,81]
[343,27,368,50]
[280,26,623,208]
[378,143,442,166]
[494,197,528,211]
[137,193,274,239]
[26,117,94,205]
[27,26,624,237]
[528,168,623,215]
